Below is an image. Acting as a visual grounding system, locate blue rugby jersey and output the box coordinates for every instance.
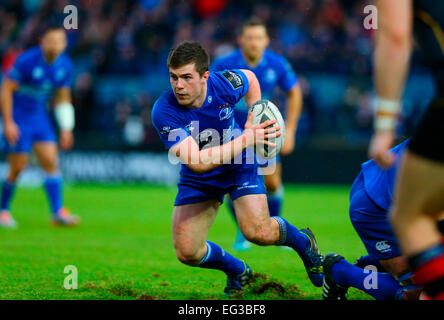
[7,46,73,119]
[211,49,297,125]
[152,69,256,180]
[361,139,410,211]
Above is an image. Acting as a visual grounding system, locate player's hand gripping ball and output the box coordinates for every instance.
[250,100,285,159]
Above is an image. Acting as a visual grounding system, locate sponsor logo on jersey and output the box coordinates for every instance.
[160,126,171,134]
[237,181,259,190]
[375,240,391,253]
[221,70,243,89]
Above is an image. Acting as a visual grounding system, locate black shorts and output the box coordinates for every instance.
[408,97,444,163]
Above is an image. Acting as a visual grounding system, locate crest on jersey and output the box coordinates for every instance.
[221,71,243,89]
[219,107,233,121]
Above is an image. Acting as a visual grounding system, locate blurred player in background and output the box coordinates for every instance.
[152,41,323,294]
[323,139,444,300]
[0,27,79,228]
[369,0,444,299]
[211,18,302,251]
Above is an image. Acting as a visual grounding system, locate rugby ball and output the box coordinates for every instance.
[250,100,285,159]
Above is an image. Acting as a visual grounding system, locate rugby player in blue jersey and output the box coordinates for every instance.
[152,41,323,294]
[322,139,444,300]
[0,27,79,228]
[211,18,303,251]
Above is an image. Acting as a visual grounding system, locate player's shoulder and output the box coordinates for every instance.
[211,49,242,69]
[215,49,241,62]
[15,46,41,64]
[264,50,290,66]
[57,52,73,67]
[152,89,183,119]
[210,69,246,91]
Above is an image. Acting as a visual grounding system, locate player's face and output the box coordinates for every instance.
[239,26,269,61]
[169,63,209,107]
[41,29,67,61]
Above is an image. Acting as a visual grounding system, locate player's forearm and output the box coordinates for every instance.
[0,85,14,123]
[193,135,248,173]
[373,0,412,132]
[285,85,302,132]
[374,33,411,102]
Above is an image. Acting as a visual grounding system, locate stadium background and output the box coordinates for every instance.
[0,0,437,301]
[0,0,435,185]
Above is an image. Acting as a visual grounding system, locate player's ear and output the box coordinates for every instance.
[202,71,210,81]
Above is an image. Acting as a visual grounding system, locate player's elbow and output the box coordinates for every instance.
[187,163,210,174]
[380,27,410,49]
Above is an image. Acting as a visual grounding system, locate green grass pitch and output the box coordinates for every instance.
[0,184,371,300]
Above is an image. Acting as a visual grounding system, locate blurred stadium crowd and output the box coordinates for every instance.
[0,0,437,150]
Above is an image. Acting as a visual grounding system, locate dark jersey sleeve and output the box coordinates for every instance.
[7,53,29,84]
[213,69,250,105]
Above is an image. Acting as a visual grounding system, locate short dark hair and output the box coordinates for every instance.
[240,17,268,35]
[167,41,210,77]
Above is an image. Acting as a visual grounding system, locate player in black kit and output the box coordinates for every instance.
[369,0,444,300]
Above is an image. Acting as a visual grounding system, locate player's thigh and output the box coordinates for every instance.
[262,162,282,192]
[392,151,444,221]
[33,142,59,172]
[391,151,444,253]
[378,256,409,277]
[233,194,272,237]
[172,199,220,255]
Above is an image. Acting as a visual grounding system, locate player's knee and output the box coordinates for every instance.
[389,204,403,230]
[242,225,272,245]
[41,160,59,174]
[265,178,281,193]
[8,164,26,181]
[174,244,204,266]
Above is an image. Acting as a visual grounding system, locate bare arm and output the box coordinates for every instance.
[374,0,412,103]
[369,0,412,167]
[240,69,261,109]
[54,87,72,105]
[281,84,302,155]
[0,78,20,144]
[1,78,18,124]
[170,115,279,174]
[54,87,75,150]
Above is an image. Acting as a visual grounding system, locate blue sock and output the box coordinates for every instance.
[43,173,63,215]
[272,216,309,254]
[1,180,16,211]
[267,186,283,217]
[331,258,404,300]
[354,255,386,273]
[198,241,246,276]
